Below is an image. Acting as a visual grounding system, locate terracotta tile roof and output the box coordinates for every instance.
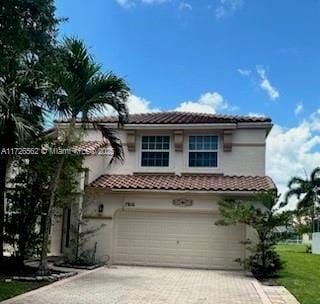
[88,174,276,192]
[58,112,271,124]
[72,141,108,154]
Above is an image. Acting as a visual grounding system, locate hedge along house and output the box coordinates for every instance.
[50,112,276,270]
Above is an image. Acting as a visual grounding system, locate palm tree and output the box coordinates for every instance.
[38,38,130,274]
[284,167,320,231]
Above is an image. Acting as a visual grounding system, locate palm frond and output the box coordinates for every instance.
[47,37,130,165]
[62,37,100,90]
[49,37,129,123]
[11,114,36,143]
[83,73,129,124]
[311,167,320,187]
[285,170,319,211]
[296,191,315,210]
[284,188,303,205]
[97,125,124,165]
[288,177,308,189]
[0,87,9,109]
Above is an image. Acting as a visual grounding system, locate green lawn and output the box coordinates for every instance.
[275,243,320,304]
[0,281,41,301]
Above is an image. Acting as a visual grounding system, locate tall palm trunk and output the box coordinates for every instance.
[38,118,76,274]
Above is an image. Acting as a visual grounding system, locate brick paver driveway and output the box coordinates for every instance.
[4,266,267,304]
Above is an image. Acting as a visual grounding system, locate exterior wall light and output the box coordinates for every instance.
[98,204,104,214]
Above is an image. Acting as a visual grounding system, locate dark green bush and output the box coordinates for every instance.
[217,191,284,279]
[306,244,312,254]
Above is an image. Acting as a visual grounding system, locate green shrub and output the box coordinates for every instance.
[306,244,312,254]
[247,244,283,278]
[217,191,284,279]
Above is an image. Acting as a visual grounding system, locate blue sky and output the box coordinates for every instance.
[56,0,320,127]
[55,0,320,207]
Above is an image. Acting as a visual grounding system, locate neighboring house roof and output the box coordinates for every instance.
[72,141,108,155]
[273,226,295,234]
[88,174,276,192]
[57,112,271,124]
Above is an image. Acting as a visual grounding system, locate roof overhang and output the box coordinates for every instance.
[55,121,273,132]
[86,187,268,196]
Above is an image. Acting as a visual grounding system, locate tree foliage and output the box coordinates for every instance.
[4,138,83,265]
[5,159,47,265]
[217,191,283,278]
[0,0,61,145]
[278,208,315,236]
[0,4,130,271]
[0,0,60,71]
[283,167,320,210]
[283,167,320,232]
[0,0,60,262]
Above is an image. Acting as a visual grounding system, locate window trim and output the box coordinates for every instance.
[140,135,171,168]
[187,135,219,168]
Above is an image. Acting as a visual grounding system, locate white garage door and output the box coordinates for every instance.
[113,211,245,269]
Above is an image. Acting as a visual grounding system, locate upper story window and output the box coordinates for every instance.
[189,136,218,167]
[141,136,170,167]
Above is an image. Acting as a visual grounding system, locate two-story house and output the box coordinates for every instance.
[50,111,276,270]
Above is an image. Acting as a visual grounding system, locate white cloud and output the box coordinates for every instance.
[247,112,266,118]
[141,0,169,3]
[266,110,320,209]
[294,102,304,115]
[127,94,161,113]
[116,0,136,8]
[237,68,251,76]
[107,92,231,115]
[256,66,279,100]
[103,94,160,115]
[215,0,243,19]
[174,92,229,113]
[116,0,169,8]
[179,1,192,10]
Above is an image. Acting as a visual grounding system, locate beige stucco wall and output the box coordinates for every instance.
[83,155,108,184]
[78,191,254,264]
[49,208,63,256]
[50,124,268,264]
[80,127,267,180]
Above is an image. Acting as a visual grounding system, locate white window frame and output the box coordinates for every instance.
[140,135,170,168]
[188,135,219,168]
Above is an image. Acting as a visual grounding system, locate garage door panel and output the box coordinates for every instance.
[146,240,163,248]
[114,211,245,269]
[116,238,129,245]
[115,254,127,262]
